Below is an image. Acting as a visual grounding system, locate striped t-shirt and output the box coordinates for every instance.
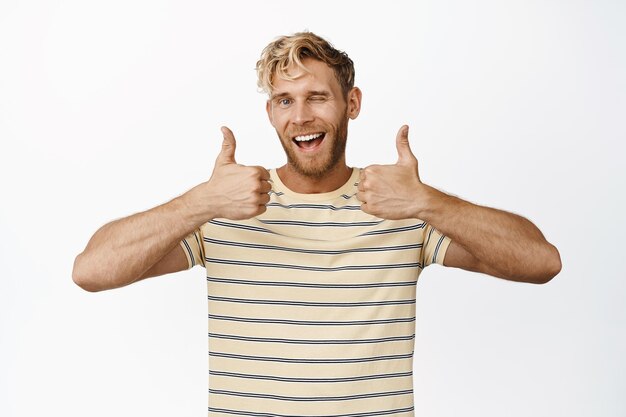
[180,167,451,417]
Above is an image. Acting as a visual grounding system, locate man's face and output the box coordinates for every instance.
[266,58,360,179]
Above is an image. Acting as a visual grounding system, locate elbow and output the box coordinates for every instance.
[530,243,562,285]
[72,253,104,292]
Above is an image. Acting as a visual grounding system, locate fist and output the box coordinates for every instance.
[356,125,424,220]
[197,126,271,221]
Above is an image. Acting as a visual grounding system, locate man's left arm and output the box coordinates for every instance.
[357,125,562,284]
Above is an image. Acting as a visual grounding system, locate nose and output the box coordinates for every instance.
[292,101,314,125]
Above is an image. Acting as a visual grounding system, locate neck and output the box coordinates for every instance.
[277,162,353,194]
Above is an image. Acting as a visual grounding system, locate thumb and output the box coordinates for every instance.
[396,125,416,165]
[216,126,237,166]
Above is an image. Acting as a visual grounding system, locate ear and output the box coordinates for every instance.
[346,87,362,120]
[266,99,275,126]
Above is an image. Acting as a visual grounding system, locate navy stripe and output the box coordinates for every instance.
[205,258,422,272]
[182,239,195,267]
[208,332,415,344]
[203,238,422,255]
[208,314,415,326]
[209,370,412,383]
[208,351,413,364]
[207,405,415,417]
[207,276,416,288]
[209,388,413,402]
[360,222,426,236]
[266,202,362,211]
[208,295,415,307]
[424,226,435,253]
[258,219,384,227]
[210,220,425,238]
[209,220,275,234]
[433,235,445,264]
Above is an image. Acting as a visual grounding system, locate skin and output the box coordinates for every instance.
[72,57,561,292]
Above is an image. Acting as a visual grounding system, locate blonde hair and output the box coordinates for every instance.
[256,31,355,97]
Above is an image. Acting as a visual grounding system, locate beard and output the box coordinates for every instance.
[277,114,349,180]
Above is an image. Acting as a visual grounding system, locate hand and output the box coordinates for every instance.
[356,125,426,220]
[189,126,271,221]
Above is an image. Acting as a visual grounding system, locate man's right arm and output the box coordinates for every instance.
[72,127,271,292]
[72,196,201,292]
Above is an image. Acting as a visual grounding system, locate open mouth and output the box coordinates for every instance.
[292,132,326,150]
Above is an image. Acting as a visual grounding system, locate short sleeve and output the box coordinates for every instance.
[179,228,206,269]
[420,222,452,267]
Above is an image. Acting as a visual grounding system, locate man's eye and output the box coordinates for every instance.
[278,98,292,107]
[310,96,326,102]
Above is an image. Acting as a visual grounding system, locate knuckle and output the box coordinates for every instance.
[364,164,379,174]
[252,166,270,178]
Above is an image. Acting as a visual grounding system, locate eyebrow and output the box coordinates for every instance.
[270,90,332,100]
[270,92,290,101]
[307,90,331,97]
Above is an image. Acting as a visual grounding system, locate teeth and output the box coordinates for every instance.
[294,133,323,142]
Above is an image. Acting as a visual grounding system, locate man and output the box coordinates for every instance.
[73,32,561,416]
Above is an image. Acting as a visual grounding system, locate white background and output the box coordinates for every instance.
[1,1,624,416]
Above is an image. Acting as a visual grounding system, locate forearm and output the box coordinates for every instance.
[417,185,561,281]
[72,190,208,292]
[72,156,272,292]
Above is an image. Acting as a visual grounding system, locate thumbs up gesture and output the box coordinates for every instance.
[190,126,271,221]
[357,125,427,220]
